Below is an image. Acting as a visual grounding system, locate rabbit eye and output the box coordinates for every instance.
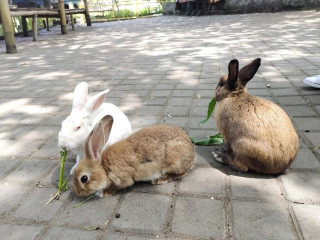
[80,175,88,183]
[76,126,81,131]
[219,81,224,87]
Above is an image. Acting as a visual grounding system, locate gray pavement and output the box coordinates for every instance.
[0,10,320,240]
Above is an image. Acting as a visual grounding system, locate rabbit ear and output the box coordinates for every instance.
[238,58,261,86]
[85,115,114,162]
[72,82,88,111]
[84,89,110,114]
[227,59,239,91]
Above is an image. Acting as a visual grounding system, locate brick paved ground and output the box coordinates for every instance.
[0,10,320,240]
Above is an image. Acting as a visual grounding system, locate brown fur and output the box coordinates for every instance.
[214,58,299,174]
[73,116,195,197]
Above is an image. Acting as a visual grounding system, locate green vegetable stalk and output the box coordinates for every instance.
[45,150,68,206]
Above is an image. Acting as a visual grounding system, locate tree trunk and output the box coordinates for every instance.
[0,0,17,53]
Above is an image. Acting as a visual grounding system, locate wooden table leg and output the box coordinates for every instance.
[46,17,49,31]
[21,16,28,37]
[70,13,75,30]
[32,14,38,41]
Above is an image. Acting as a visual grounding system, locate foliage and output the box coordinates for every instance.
[191,133,224,146]
[191,97,224,146]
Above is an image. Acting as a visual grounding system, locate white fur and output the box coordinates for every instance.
[139,172,162,182]
[58,82,132,175]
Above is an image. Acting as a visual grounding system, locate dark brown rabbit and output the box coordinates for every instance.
[213,58,299,174]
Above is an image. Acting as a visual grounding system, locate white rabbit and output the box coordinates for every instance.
[58,82,132,175]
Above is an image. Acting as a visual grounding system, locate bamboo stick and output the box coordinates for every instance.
[0,0,17,53]
[58,0,67,34]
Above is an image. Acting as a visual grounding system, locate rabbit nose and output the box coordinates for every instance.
[59,141,67,149]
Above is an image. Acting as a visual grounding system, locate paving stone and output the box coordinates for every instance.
[0,185,30,216]
[154,84,176,90]
[164,106,189,117]
[248,89,271,96]
[103,234,159,240]
[282,105,318,117]
[31,140,61,159]
[172,90,194,97]
[293,118,320,132]
[143,97,168,106]
[135,106,164,116]
[292,204,320,240]
[150,90,171,97]
[172,197,224,238]
[189,117,217,129]
[230,175,282,201]
[0,125,36,140]
[232,202,296,240]
[130,116,159,129]
[303,132,320,147]
[42,113,68,126]
[0,139,44,158]
[41,161,74,186]
[270,88,300,96]
[4,160,56,184]
[0,224,43,240]
[110,193,170,233]
[160,116,188,128]
[276,96,307,106]
[42,227,99,240]
[178,167,225,196]
[12,188,66,221]
[190,106,208,117]
[169,98,193,107]
[58,194,118,228]
[305,95,320,106]
[0,158,21,179]
[290,148,320,169]
[281,172,320,204]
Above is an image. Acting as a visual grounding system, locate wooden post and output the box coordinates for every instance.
[32,14,37,41]
[21,16,28,37]
[83,0,91,26]
[0,0,17,53]
[58,0,67,34]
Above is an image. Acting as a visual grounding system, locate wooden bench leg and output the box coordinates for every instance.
[46,17,49,31]
[32,14,37,41]
[83,0,91,26]
[22,16,28,37]
[70,14,75,30]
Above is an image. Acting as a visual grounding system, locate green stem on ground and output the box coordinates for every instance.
[45,150,68,207]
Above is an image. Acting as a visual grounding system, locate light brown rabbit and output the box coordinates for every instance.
[73,115,195,197]
[213,58,299,174]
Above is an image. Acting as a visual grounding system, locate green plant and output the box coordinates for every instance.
[191,97,224,146]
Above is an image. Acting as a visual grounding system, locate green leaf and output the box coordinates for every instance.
[198,97,216,127]
[191,133,224,146]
